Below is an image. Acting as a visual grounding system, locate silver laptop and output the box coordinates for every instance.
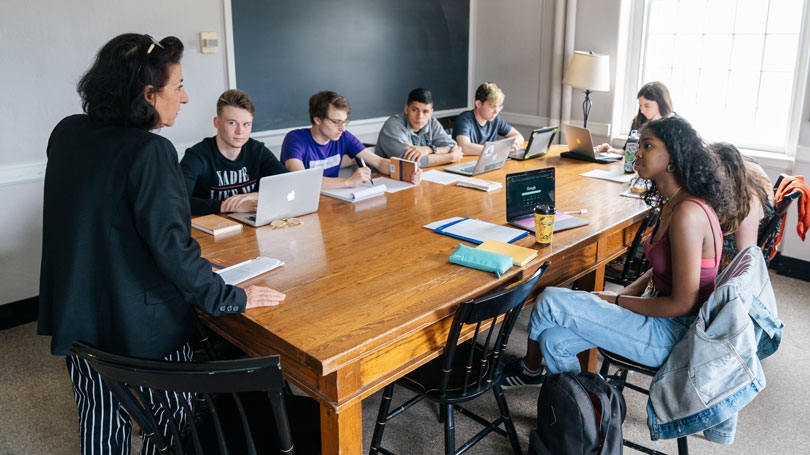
[228,168,324,227]
[509,126,558,160]
[444,137,516,176]
[560,124,622,164]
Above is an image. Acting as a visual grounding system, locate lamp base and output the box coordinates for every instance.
[582,89,592,129]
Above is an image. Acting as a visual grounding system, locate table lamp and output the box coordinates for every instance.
[562,50,610,129]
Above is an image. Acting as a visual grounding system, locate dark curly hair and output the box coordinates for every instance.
[640,116,734,232]
[708,142,753,234]
[77,34,184,129]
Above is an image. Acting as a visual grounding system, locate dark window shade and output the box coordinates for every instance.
[231,0,470,131]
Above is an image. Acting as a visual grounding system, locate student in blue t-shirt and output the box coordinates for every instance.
[280,91,421,189]
[453,82,524,156]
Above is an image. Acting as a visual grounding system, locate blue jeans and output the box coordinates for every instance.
[528,287,694,374]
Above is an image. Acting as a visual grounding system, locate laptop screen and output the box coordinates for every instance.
[505,167,556,220]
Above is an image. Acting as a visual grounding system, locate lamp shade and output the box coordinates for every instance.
[563,51,610,92]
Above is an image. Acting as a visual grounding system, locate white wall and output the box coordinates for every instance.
[1,0,807,306]
[0,0,230,304]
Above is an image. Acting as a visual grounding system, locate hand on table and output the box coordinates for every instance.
[244,285,286,308]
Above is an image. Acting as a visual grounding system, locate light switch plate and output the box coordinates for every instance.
[200,32,217,54]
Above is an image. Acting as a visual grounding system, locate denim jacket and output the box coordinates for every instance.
[646,246,783,444]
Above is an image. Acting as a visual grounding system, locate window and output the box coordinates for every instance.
[617,0,809,155]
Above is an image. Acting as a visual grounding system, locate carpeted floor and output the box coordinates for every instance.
[1,270,807,454]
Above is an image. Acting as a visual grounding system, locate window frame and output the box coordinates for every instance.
[612,0,810,160]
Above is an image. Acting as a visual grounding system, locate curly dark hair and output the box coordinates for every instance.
[640,116,733,232]
[708,142,753,234]
[77,34,184,129]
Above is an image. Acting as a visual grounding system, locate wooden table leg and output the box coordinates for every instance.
[320,400,363,455]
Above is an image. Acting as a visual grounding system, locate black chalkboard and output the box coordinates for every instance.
[231,0,470,132]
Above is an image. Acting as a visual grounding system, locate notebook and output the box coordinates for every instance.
[508,126,559,160]
[444,137,515,176]
[228,167,323,227]
[505,167,590,233]
[560,124,622,164]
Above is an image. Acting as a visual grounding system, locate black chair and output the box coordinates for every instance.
[605,209,658,287]
[758,173,802,266]
[437,115,458,135]
[598,351,688,455]
[69,342,321,455]
[369,262,551,455]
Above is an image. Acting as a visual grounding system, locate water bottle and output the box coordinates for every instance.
[624,130,640,174]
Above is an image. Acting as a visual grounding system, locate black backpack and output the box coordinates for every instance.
[529,371,626,455]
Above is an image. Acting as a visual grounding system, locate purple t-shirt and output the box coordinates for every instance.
[280,128,366,177]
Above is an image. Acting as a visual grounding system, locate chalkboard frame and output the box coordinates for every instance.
[224,0,471,133]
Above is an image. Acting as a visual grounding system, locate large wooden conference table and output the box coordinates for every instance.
[194,146,650,454]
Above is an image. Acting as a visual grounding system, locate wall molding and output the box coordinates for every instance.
[772,254,810,282]
[0,160,47,187]
[4,119,804,185]
[0,297,38,331]
[500,112,612,139]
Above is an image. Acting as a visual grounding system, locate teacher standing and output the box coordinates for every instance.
[38,33,285,455]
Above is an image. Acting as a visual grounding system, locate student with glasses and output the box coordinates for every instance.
[38,34,285,455]
[453,82,525,156]
[180,89,288,216]
[280,90,421,189]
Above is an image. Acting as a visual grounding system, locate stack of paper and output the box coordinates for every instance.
[456,177,502,192]
[426,217,528,244]
[215,256,284,285]
[321,183,387,202]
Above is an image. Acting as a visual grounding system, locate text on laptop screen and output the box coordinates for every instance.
[506,167,556,218]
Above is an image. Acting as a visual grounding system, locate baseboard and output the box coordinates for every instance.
[0,297,38,331]
[771,254,810,282]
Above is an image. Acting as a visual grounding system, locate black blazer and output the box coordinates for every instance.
[39,115,246,359]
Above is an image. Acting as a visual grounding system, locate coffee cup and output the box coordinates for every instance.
[534,204,556,246]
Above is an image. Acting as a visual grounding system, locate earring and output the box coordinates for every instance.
[667,163,675,173]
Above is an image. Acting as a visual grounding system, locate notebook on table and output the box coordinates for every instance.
[228,167,323,227]
[560,124,623,164]
[509,126,559,160]
[505,167,589,233]
[444,137,515,176]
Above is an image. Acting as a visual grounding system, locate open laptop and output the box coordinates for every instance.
[444,137,515,176]
[505,167,590,233]
[509,126,559,160]
[560,124,623,164]
[228,167,324,227]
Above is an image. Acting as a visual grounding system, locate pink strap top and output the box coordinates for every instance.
[642,198,721,306]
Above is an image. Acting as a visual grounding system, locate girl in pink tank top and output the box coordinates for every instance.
[503,116,744,382]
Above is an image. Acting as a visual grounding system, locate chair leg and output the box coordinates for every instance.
[493,385,522,455]
[677,436,689,455]
[369,384,395,455]
[443,403,455,455]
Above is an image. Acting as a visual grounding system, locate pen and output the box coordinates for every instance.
[562,209,589,215]
[356,157,374,185]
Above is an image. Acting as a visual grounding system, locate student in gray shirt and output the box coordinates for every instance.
[375,88,462,167]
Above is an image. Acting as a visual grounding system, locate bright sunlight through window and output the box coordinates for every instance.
[640,0,805,152]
